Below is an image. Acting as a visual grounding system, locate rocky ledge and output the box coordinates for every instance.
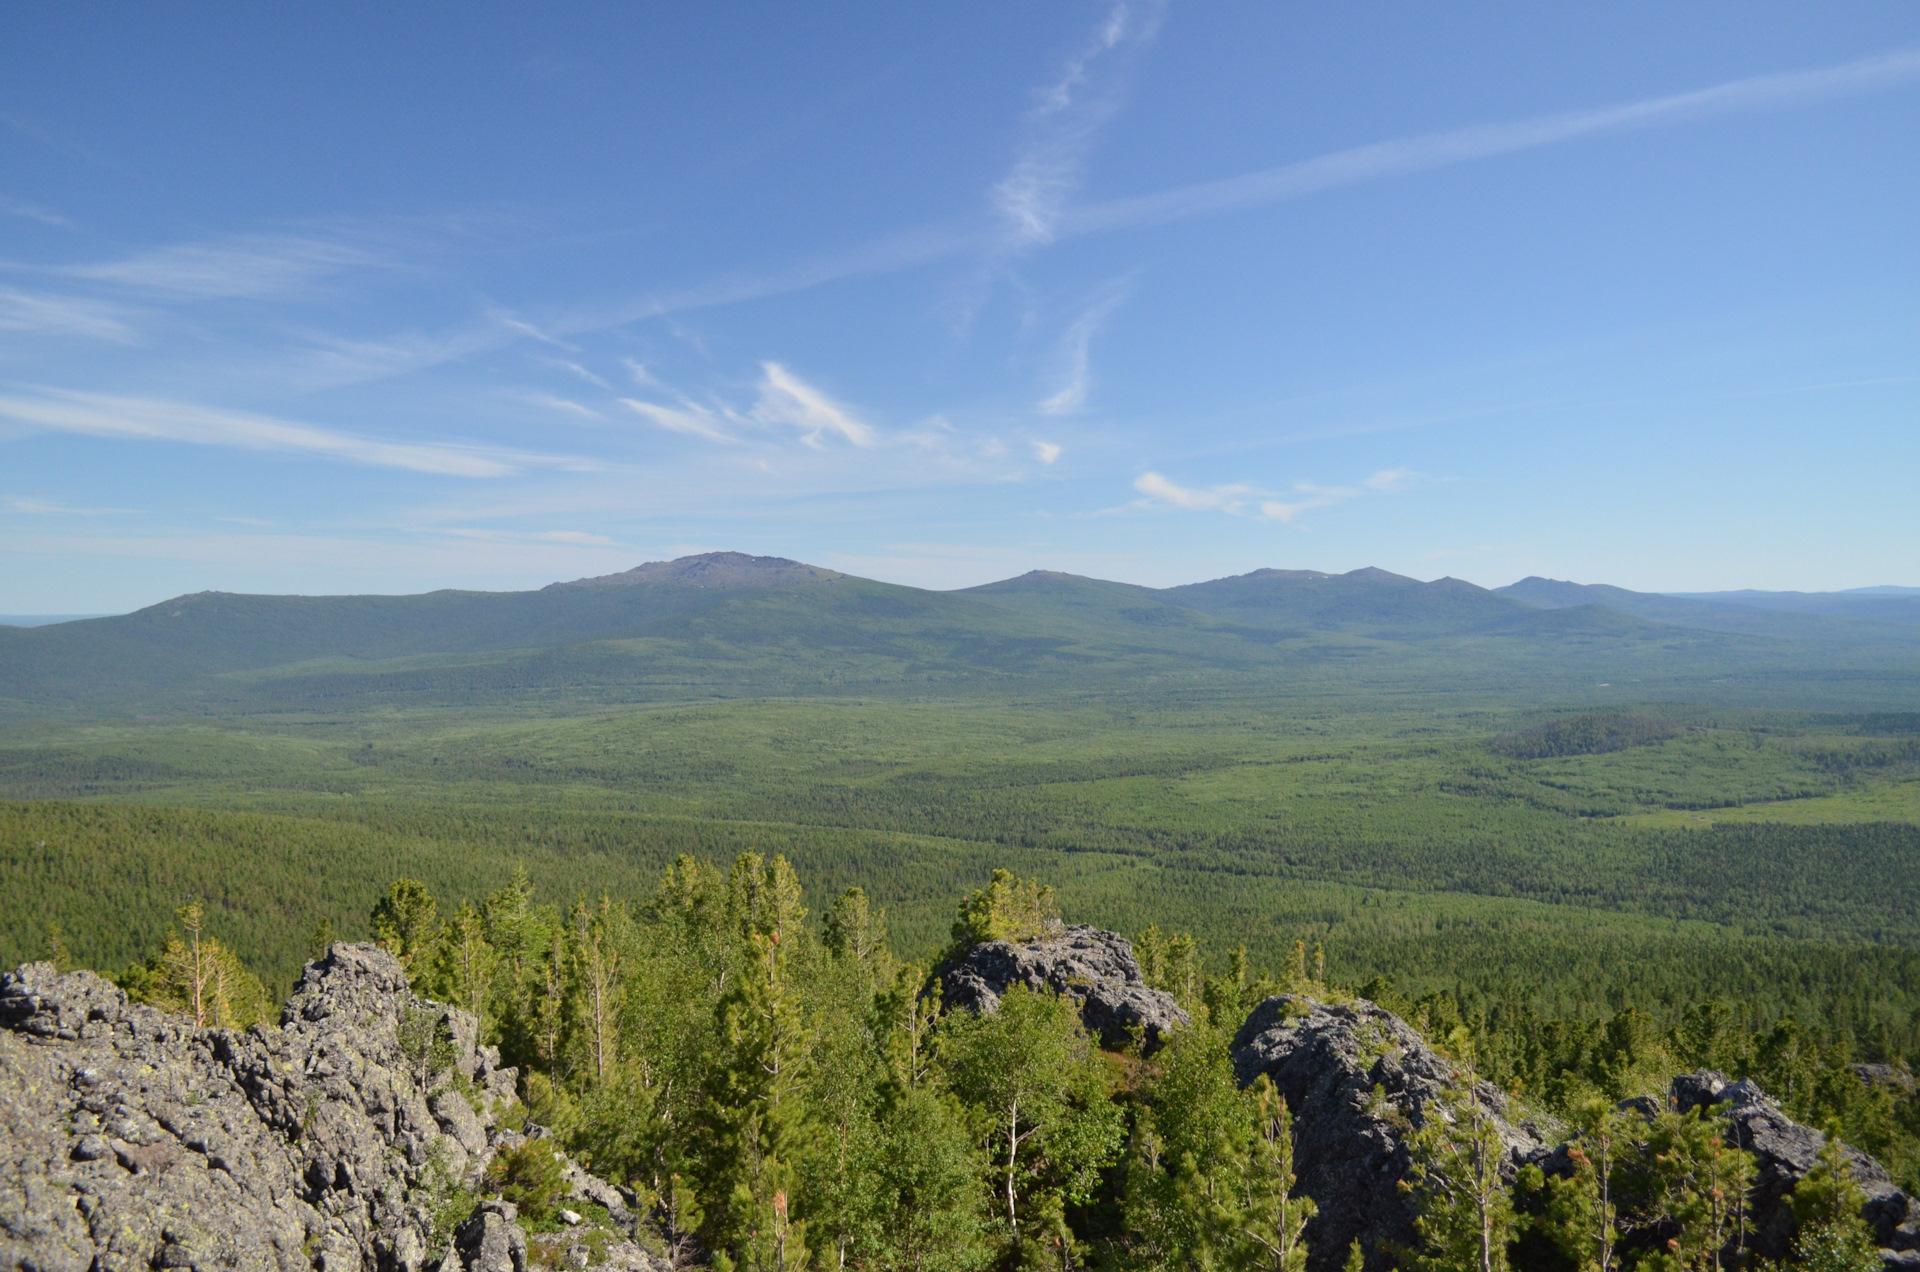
[0,945,664,1272]
[1669,1070,1920,1266]
[938,924,1189,1050]
[1232,994,1546,1272]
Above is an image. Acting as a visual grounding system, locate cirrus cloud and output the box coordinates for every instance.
[753,362,875,448]
[0,388,592,477]
[1132,467,1423,523]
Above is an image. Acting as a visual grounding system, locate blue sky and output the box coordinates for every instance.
[3,4,1917,612]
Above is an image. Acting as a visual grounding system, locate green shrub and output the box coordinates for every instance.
[485,1138,568,1227]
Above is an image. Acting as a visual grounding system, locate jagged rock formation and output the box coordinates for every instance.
[938,924,1190,1049]
[1230,994,1545,1272]
[0,946,665,1272]
[1670,1070,1920,1267]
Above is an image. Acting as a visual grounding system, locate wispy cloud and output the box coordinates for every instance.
[621,397,736,444]
[1363,467,1417,492]
[518,393,603,420]
[215,45,1919,396]
[1133,467,1421,523]
[488,309,574,350]
[1257,482,1361,524]
[1039,279,1134,415]
[62,233,383,299]
[553,359,612,390]
[1133,471,1255,513]
[441,527,615,546]
[0,389,591,477]
[579,223,975,334]
[5,495,137,516]
[753,363,876,448]
[1033,440,1063,464]
[0,287,136,341]
[0,194,73,228]
[292,325,512,390]
[993,2,1164,250]
[1066,46,1920,237]
[563,44,1920,349]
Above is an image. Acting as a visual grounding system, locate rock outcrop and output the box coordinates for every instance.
[938,924,1189,1049]
[1670,1070,1920,1267]
[0,946,665,1271]
[1230,994,1545,1272]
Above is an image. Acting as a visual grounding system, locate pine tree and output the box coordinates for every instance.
[398,1003,457,1098]
[160,901,219,1027]
[482,866,549,1067]
[1125,1021,1255,1269]
[1542,1098,1628,1272]
[308,918,336,962]
[823,887,889,976]
[1635,1107,1754,1272]
[704,857,818,1272]
[1785,1135,1880,1272]
[1136,924,1203,1012]
[811,889,895,1271]
[148,902,268,1029]
[370,878,440,972]
[883,964,943,1092]
[569,895,628,1085]
[431,900,498,1030]
[532,924,569,1078]
[46,922,72,972]
[950,869,1059,948]
[1404,1044,1515,1272]
[1227,1077,1317,1272]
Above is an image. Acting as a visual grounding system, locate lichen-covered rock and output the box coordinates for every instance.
[1230,994,1545,1272]
[455,1200,528,1272]
[937,924,1189,1049]
[0,946,658,1272]
[1671,1070,1920,1266]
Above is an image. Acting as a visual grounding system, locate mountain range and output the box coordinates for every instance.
[4,552,1918,716]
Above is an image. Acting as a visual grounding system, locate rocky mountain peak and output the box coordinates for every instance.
[551,551,842,590]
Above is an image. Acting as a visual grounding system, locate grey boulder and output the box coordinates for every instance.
[938,924,1189,1049]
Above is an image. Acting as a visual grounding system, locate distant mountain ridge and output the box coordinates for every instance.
[1499,576,1920,624]
[3,553,1917,716]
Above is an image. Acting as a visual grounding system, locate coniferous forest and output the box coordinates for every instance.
[93,856,1920,1272]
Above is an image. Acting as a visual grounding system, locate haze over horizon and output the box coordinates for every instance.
[4,4,1917,613]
